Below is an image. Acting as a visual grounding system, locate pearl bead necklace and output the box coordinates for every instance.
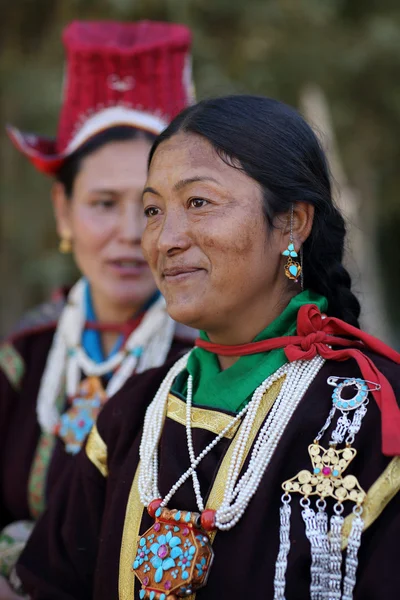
[138,352,325,530]
[37,278,176,433]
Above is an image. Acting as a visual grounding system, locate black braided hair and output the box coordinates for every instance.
[148,95,361,327]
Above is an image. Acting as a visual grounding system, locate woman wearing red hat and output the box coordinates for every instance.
[0,20,194,586]
[15,96,400,599]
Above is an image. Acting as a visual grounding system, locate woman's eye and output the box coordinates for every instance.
[189,197,208,208]
[92,198,116,210]
[144,206,160,218]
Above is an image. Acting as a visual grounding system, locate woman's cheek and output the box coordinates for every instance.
[74,213,115,252]
[142,228,159,268]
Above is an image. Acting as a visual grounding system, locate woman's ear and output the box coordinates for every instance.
[280,202,314,252]
[292,202,314,248]
[52,182,73,241]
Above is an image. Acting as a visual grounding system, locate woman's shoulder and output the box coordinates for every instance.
[0,298,64,390]
[6,295,65,343]
[364,348,400,387]
[0,288,69,391]
[319,345,400,394]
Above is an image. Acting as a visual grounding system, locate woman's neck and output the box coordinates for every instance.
[90,288,139,325]
[207,288,297,371]
[88,288,141,358]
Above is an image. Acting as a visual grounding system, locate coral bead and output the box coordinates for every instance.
[200,509,216,531]
[147,498,163,518]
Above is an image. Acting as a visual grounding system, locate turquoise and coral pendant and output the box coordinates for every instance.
[55,376,107,454]
[133,503,214,600]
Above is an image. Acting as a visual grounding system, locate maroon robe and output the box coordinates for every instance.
[16,350,400,600]
[0,301,192,529]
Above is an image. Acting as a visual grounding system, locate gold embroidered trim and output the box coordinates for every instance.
[0,343,24,390]
[119,466,141,600]
[28,432,56,519]
[118,380,285,600]
[166,394,240,439]
[28,389,65,519]
[341,455,400,550]
[85,425,108,477]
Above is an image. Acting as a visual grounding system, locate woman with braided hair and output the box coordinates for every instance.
[16,96,400,600]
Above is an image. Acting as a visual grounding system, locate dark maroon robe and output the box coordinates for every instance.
[0,314,192,529]
[16,351,400,600]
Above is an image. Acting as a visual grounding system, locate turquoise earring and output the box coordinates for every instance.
[282,207,302,283]
[282,243,298,258]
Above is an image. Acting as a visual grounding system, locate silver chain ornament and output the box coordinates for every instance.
[274,376,380,600]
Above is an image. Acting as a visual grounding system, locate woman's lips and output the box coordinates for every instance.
[162,267,205,283]
[107,259,150,278]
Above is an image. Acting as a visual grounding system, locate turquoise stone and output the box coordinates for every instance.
[174,526,180,532]
[349,400,356,407]
[133,560,139,569]
[155,508,162,518]
[140,538,146,546]
[289,264,298,276]
[314,467,321,474]
[333,469,339,477]
[160,596,166,600]
[150,592,155,600]
[174,511,181,521]
[185,512,191,522]
[182,570,189,580]
[139,591,145,599]
[131,346,143,357]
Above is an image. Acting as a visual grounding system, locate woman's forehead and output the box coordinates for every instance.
[148,132,250,191]
[151,132,215,168]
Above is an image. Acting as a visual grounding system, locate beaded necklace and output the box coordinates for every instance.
[37,278,175,453]
[134,352,325,599]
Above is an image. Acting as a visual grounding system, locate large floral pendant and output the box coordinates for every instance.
[133,503,214,600]
[55,376,107,454]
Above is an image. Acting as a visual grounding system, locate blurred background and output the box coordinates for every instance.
[1,0,399,345]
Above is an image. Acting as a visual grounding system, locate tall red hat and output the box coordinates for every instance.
[7,20,193,176]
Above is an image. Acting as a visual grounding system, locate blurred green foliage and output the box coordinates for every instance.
[1,0,400,341]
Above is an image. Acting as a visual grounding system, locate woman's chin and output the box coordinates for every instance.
[166,301,205,329]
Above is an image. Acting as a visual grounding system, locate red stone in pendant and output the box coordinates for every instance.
[158,544,168,559]
[164,580,172,590]
[147,498,163,518]
[200,509,216,531]
[322,467,331,476]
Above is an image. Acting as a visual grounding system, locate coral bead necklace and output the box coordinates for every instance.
[134,352,325,599]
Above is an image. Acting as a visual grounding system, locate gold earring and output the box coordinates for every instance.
[59,237,72,254]
[282,205,302,284]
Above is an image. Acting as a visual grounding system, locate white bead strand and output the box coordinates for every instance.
[138,352,325,535]
[215,357,325,530]
[37,278,176,433]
